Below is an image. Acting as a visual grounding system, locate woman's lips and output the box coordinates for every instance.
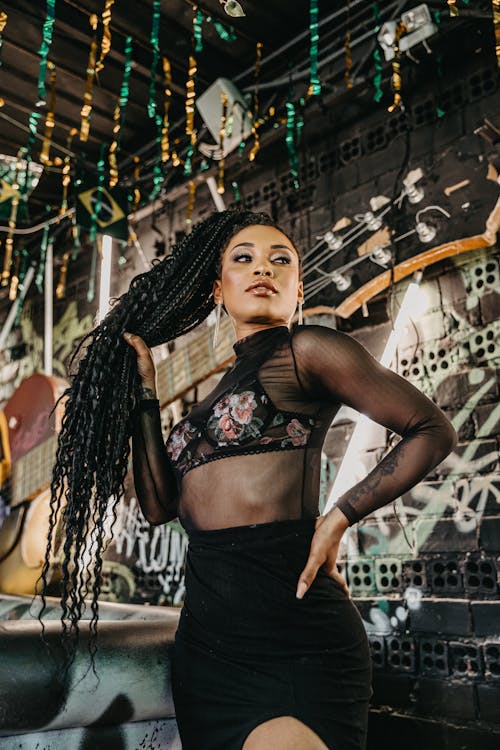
[246,287,277,296]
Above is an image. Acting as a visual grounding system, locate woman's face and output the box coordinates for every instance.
[212,224,304,333]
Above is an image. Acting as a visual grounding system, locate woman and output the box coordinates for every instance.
[42,209,457,750]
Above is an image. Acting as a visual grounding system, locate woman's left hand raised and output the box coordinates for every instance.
[296,510,350,599]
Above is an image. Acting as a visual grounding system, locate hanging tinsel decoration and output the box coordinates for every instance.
[205,15,237,42]
[388,21,406,112]
[130,156,141,214]
[194,6,204,53]
[217,91,228,194]
[13,248,29,325]
[185,180,196,224]
[493,0,500,67]
[148,0,164,199]
[8,248,20,300]
[0,12,7,75]
[184,5,201,178]
[1,152,22,287]
[307,0,321,98]
[56,251,71,299]
[60,128,77,214]
[95,0,115,74]
[80,14,99,141]
[161,56,172,163]
[35,224,50,293]
[109,35,133,187]
[447,0,459,16]
[372,2,383,102]
[285,96,299,191]
[37,0,56,106]
[248,41,263,162]
[344,0,353,90]
[231,180,241,204]
[40,61,56,164]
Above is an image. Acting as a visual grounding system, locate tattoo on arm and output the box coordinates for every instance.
[138,384,157,400]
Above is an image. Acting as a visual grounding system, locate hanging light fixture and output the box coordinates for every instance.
[331,270,351,292]
[416,221,436,242]
[219,0,245,17]
[370,245,393,267]
[324,230,343,251]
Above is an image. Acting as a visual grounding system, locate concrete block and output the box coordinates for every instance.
[471,600,500,636]
[370,673,416,710]
[415,518,478,554]
[477,683,500,723]
[409,598,472,636]
[414,676,476,720]
[479,516,500,553]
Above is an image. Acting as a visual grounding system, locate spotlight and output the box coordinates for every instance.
[219,0,245,17]
[403,167,425,204]
[370,245,393,267]
[378,4,437,61]
[416,221,436,242]
[363,211,383,231]
[331,271,351,292]
[324,230,343,251]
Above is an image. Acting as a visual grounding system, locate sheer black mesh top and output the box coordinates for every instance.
[131,324,457,532]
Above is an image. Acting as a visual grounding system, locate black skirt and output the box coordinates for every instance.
[171,518,373,750]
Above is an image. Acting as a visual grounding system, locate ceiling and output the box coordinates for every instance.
[0,0,494,221]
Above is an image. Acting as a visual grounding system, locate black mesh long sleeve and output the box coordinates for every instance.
[290,325,458,526]
[131,399,179,525]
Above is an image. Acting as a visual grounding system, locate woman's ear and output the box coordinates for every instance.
[212,278,222,304]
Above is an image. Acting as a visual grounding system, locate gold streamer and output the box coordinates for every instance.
[447,0,459,16]
[248,41,263,162]
[60,127,77,214]
[80,14,99,142]
[40,61,56,164]
[345,32,353,89]
[131,155,141,213]
[494,0,500,66]
[56,250,70,299]
[185,54,197,147]
[109,102,120,187]
[1,152,21,287]
[217,91,228,194]
[162,56,172,162]
[95,0,115,74]
[8,250,19,300]
[186,180,196,224]
[388,22,406,113]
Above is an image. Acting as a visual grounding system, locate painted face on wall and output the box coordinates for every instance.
[212,224,304,340]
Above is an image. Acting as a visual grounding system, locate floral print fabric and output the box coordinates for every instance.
[166,381,314,479]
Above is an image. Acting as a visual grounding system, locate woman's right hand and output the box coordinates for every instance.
[123,332,157,397]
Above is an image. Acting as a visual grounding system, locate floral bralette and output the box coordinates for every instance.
[165,377,315,479]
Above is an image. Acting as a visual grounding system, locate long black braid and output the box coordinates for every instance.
[38,208,300,666]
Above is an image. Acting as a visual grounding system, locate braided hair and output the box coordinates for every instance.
[39,208,301,664]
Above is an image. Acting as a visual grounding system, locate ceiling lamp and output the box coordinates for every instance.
[219,0,245,17]
[416,221,436,242]
[378,4,437,61]
[403,167,425,204]
[370,245,393,267]
[331,270,351,292]
[324,230,343,251]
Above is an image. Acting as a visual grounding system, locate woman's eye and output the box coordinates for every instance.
[233,254,290,263]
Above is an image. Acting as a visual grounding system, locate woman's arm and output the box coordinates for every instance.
[125,333,179,525]
[291,324,458,526]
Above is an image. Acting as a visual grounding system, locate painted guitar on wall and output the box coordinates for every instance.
[0,373,67,595]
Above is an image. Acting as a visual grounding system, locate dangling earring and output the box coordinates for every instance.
[297,299,304,325]
[213,300,222,348]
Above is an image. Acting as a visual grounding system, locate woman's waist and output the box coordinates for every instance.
[185,516,317,548]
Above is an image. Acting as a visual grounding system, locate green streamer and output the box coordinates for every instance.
[285,100,299,190]
[231,180,241,204]
[372,4,383,102]
[116,35,133,151]
[308,0,321,97]
[37,0,57,106]
[194,8,204,53]
[295,96,305,147]
[207,17,236,42]
[14,249,29,326]
[35,224,50,294]
[147,0,164,200]
[183,143,194,178]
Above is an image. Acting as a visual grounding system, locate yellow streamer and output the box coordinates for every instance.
[162,56,172,162]
[95,0,115,74]
[186,180,196,224]
[80,14,99,142]
[60,127,77,215]
[185,54,197,146]
[109,102,120,187]
[447,0,459,16]
[493,0,500,66]
[131,155,141,213]
[1,152,21,287]
[248,41,263,162]
[388,22,406,113]
[345,32,353,89]
[56,250,70,299]
[8,250,19,300]
[40,61,56,164]
[217,90,228,194]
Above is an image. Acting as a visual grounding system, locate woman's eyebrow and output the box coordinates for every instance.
[230,242,293,251]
